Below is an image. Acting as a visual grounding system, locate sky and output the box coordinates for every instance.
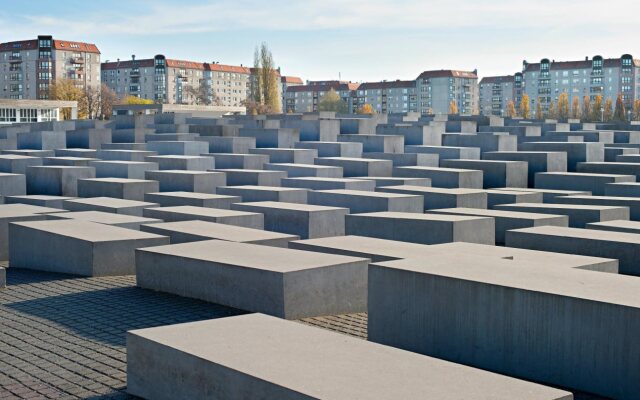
[1,0,639,82]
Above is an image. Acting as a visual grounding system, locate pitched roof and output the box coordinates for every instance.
[101,59,155,69]
[417,70,478,79]
[101,58,253,74]
[358,80,416,90]
[282,76,303,84]
[0,38,100,54]
[480,75,514,84]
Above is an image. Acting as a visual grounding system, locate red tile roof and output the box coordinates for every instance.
[480,75,514,84]
[417,70,478,79]
[281,76,303,84]
[208,63,251,74]
[0,38,100,54]
[358,80,415,90]
[101,58,253,74]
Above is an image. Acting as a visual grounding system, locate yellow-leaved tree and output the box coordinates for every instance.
[571,96,581,120]
[505,100,516,118]
[356,103,375,114]
[519,94,530,119]
[557,92,569,120]
[49,78,88,119]
[449,100,458,115]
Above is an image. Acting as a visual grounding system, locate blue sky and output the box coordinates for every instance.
[1,0,638,81]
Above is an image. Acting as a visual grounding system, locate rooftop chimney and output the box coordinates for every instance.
[132,54,135,60]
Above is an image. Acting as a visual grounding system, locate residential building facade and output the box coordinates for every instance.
[354,80,417,113]
[0,35,101,100]
[479,75,515,116]
[283,81,359,113]
[521,54,640,114]
[416,70,479,115]
[281,76,303,112]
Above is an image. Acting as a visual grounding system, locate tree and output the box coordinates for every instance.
[519,94,530,119]
[318,88,348,113]
[633,100,640,121]
[603,96,613,121]
[249,42,281,114]
[356,103,375,114]
[613,93,627,121]
[100,84,117,119]
[184,80,221,106]
[449,100,458,115]
[546,101,557,120]
[571,96,581,120]
[535,99,543,120]
[591,95,603,122]
[582,96,592,122]
[557,92,569,120]
[504,100,516,117]
[121,96,154,105]
[49,78,87,119]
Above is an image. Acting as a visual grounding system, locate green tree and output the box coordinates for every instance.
[613,93,627,121]
[571,96,581,120]
[318,88,348,113]
[591,95,603,122]
[603,96,613,121]
[519,94,531,119]
[557,92,569,120]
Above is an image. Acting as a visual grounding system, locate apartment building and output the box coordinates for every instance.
[521,54,640,113]
[0,35,101,100]
[479,75,516,116]
[281,76,303,112]
[354,80,417,113]
[416,70,479,115]
[283,81,359,113]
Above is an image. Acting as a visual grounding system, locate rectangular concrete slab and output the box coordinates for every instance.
[346,212,495,245]
[46,211,162,230]
[127,314,572,400]
[281,177,375,191]
[140,220,298,247]
[135,240,367,319]
[217,185,308,204]
[307,189,424,214]
[63,197,159,217]
[144,191,241,209]
[394,166,483,189]
[368,255,640,398]
[9,219,168,276]
[143,206,264,229]
[377,185,487,210]
[494,202,629,228]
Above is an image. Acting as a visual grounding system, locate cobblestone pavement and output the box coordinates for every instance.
[0,265,604,399]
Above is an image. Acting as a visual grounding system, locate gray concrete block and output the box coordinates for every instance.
[140,220,298,247]
[394,166,483,189]
[281,177,376,191]
[212,169,285,186]
[315,157,393,177]
[443,132,517,152]
[604,182,640,197]
[264,163,343,178]
[429,207,568,245]
[586,220,640,235]
[345,212,495,245]
[43,157,99,167]
[338,134,404,153]
[377,185,487,210]
[9,219,168,276]
[0,155,42,174]
[144,155,214,171]
[440,159,528,189]
[201,136,256,153]
[146,140,209,156]
[495,202,629,228]
[207,153,268,170]
[492,187,592,203]
[308,189,424,213]
[144,192,240,209]
[362,152,439,167]
[26,166,95,196]
[554,195,640,220]
[54,148,98,158]
[127,314,571,400]
[482,151,567,186]
[249,148,317,164]
[0,208,49,260]
[518,142,604,171]
[63,197,159,217]
[239,128,299,148]
[77,178,159,201]
[231,201,347,239]
[91,160,159,180]
[484,189,543,208]
[367,255,638,398]
[0,173,26,196]
[355,176,431,187]
[405,145,481,160]
[46,211,162,230]
[17,130,66,150]
[294,141,362,158]
[217,185,308,203]
[135,241,367,318]
[95,150,158,162]
[535,172,635,195]
[144,170,225,193]
[143,206,264,229]
[577,161,640,180]
[4,195,75,209]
